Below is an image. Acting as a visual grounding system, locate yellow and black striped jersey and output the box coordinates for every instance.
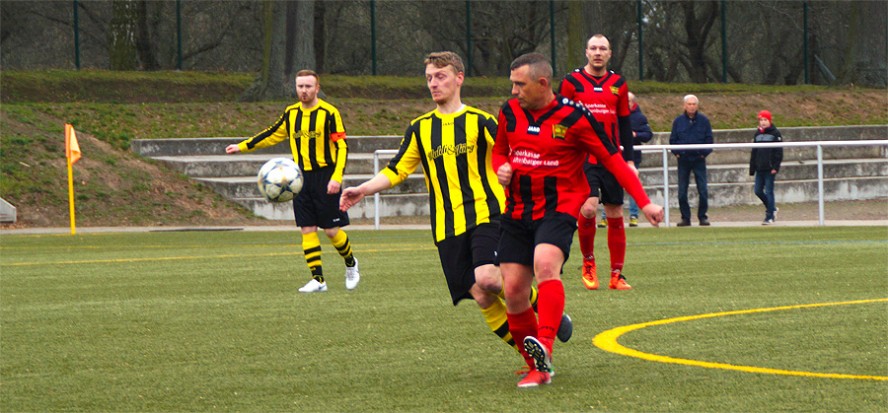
[383,105,505,243]
[237,98,348,182]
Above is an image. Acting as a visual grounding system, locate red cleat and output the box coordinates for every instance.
[517,369,551,388]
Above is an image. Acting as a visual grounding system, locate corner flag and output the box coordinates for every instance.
[65,123,82,164]
[65,123,81,234]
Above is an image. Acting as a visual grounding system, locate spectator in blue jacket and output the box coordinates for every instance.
[669,94,713,226]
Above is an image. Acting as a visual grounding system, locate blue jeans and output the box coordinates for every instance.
[677,156,709,221]
[627,195,639,217]
[754,172,777,220]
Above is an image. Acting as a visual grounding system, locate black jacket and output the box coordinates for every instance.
[749,125,783,175]
[629,104,653,165]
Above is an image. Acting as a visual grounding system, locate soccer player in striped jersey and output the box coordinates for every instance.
[226,70,359,293]
[558,34,635,291]
[340,52,572,364]
[493,53,664,388]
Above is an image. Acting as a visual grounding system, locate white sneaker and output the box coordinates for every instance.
[345,258,360,290]
[298,279,327,293]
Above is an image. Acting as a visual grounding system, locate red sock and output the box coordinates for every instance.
[536,279,565,351]
[506,307,538,369]
[607,217,626,272]
[577,214,597,261]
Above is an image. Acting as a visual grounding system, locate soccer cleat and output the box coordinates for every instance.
[609,270,632,290]
[516,365,556,379]
[629,216,638,227]
[298,279,328,293]
[581,259,598,290]
[597,218,607,228]
[516,369,551,388]
[523,336,553,374]
[345,258,360,290]
[557,313,573,343]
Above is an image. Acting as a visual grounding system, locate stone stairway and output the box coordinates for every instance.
[131,125,887,220]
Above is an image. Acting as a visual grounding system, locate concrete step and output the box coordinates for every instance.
[152,152,409,177]
[230,193,430,220]
[132,136,403,157]
[196,174,427,199]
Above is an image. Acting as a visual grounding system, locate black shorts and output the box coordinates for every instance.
[584,163,624,206]
[498,213,577,267]
[293,167,350,229]
[437,220,501,306]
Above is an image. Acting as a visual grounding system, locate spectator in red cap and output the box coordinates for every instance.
[749,110,783,225]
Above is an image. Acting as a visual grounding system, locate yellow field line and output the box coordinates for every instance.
[593,298,888,381]
[1,245,436,267]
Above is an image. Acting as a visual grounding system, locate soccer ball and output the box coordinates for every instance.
[257,157,303,203]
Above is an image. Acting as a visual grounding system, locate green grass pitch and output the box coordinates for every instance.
[2,226,886,412]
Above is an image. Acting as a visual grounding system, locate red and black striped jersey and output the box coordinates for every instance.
[492,97,650,222]
[558,68,632,163]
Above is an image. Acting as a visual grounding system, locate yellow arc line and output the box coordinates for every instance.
[592,298,888,381]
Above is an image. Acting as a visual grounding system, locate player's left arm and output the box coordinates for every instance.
[328,108,348,193]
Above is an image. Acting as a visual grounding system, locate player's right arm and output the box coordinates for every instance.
[226,111,290,155]
[340,173,392,212]
[492,110,512,185]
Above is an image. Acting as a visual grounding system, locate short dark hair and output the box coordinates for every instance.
[509,53,552,80]
[424,51,465,74]
[295,69,319,83]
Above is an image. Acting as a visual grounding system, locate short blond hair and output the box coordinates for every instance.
[424,52,465,74]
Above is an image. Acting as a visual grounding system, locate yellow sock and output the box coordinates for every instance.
[480,298,518,352]
[302,231,323,282]
[330,229,355,266]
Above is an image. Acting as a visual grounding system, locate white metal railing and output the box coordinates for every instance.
[372,140,888,229]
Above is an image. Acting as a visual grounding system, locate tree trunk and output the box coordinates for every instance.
[134,0,159,70]
[292,1,316,72]
[240,1,287,102]
[109,0,137,70]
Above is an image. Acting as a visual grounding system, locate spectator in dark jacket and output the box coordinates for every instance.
[749,110,783,225]
[625,92,653,226]
[669,94,713,226]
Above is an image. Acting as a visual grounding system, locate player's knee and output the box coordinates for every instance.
[474,266,502,293]
[580,201,598,218]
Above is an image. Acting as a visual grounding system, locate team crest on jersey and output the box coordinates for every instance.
[552,124,567,140]
[610,86,620,95]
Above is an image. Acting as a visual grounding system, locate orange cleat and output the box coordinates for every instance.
[581,259,598,290]
[609,270,632,290]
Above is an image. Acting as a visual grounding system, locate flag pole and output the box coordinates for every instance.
[67,155,76,235]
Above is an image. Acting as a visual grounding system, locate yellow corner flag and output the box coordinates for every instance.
[65,123,81,234]
[65,123,82,164]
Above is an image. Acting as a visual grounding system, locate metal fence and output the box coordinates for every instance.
[371,139,888,229]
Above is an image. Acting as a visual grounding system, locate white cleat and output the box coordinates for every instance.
[298,279,328,293]
[345,258,360,290]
